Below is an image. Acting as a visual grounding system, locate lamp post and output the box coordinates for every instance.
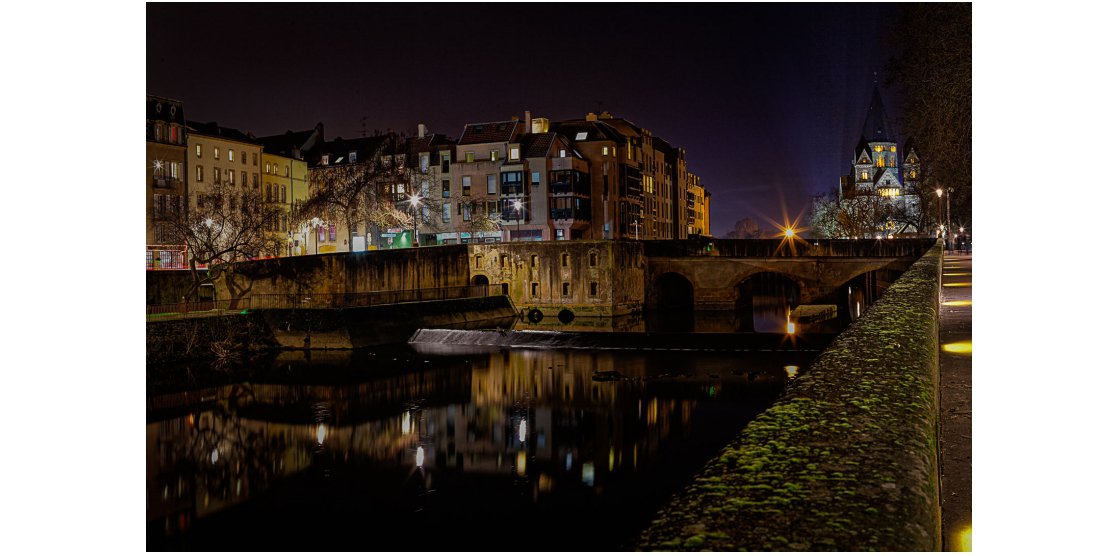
[310,217,322,254]
[513,199,523,242]
[408,194,421,248]
[935,188,943,239]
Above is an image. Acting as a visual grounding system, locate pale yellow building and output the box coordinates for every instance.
[185,120,263,252]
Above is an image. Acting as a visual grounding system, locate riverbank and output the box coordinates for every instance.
[637,243,943,551]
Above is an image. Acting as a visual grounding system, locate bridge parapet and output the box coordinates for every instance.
[643,238,933,258]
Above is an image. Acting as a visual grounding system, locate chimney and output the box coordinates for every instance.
[418,123,428,137]
[524,110,532,130]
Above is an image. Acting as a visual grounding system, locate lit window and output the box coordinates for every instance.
[490,150,497,161]
[602,146,609,155]
[195,144,201,158]
[890,146,896,152]
[466,152,475,163]
[214,147,219,159]
[196,165,203,182]
[875,145,883,152]
[559,149,566,158]
[321,155,329,165]
[349,151,357,163]
[556,229,565,240]
[265,162,271,174]
[229,149,234,161]
[861,171,869,180]
[510,146,520,160]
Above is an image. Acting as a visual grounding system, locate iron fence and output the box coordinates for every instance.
[147,284,505,321]
[248,284,503,310]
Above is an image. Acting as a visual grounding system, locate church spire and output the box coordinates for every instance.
[861,85,893,143]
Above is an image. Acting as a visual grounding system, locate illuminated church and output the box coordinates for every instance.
[840,85,922,236]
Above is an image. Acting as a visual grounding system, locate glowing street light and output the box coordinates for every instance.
[408,194,421,247]
[784,227,795,239]
[513,199,523,242]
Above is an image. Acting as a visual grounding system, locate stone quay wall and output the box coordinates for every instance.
[637,242,943,551]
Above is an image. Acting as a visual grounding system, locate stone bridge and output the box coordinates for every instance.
[643,239,932,327]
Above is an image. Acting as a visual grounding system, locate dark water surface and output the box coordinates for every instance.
[147,344,821,551]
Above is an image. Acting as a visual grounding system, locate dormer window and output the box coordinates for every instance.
[875,145,883,153]
[490,150,498,162]
[509,146,520,160]
[321,154,330,165]
[575,132,588,141]
[559,149,567,158]
[861,170,869,180]
[349,151,357,163]
[466,152,475,163]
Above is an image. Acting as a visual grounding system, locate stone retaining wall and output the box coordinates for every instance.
[637,243,942,551]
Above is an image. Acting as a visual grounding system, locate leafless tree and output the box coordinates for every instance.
[162,178,284,306]
[886,3,972,227]
[723,217,763,239]
[300,136,417,251]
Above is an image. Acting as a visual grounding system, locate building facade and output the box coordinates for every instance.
[185,120,264,251]
[146,95,188,268]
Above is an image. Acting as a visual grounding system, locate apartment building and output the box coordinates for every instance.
[146,95,188,268]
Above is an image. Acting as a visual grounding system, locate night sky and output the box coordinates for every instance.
[147,3,901,236]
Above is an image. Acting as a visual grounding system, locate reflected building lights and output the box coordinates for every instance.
[210,448,219,464]
[518,418,527,444]
[402,412,412,435]
[517,451,527,476]
[785,365,800,379]
[416,446,425,468]
[942,300,971,307]
[316,423,326,444]
[582,462,595,487]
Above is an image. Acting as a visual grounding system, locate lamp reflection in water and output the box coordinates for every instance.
[416,446,425,468]
[785,365,800,379]
[518,418,527,444]
[316,423,326,445]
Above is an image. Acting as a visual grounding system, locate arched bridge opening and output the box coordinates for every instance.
[735,272,801,333]
[647,272,695,332]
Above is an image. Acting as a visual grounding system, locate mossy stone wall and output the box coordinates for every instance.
[638,243,943,551]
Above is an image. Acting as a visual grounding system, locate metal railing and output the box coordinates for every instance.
[249,284,505,310]
[147,284,506,321]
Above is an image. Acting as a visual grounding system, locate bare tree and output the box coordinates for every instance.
[300,136,417,252]
[723,217,763,239]
[163,178,284,306]
[809,191,902,239]
[886,3,972,227]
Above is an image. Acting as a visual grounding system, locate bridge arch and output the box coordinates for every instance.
[735,272,801,333]
[651,272,694,312]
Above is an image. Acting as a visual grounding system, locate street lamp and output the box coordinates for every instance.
[408,194,421,247]
[310,217,322,254]
[513,199,523,242]
[935,188,944,238]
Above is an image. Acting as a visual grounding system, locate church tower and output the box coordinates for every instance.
[840,83,921,236]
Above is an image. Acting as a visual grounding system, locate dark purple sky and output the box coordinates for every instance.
[148,3,901,236]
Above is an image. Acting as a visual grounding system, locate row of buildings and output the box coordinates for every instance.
[146,95,712,267]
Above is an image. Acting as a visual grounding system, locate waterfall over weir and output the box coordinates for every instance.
[408,328,835,355]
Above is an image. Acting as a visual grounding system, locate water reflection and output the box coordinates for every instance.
[147,347,817,551]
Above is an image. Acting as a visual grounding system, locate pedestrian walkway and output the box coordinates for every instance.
[939,250,972,551]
